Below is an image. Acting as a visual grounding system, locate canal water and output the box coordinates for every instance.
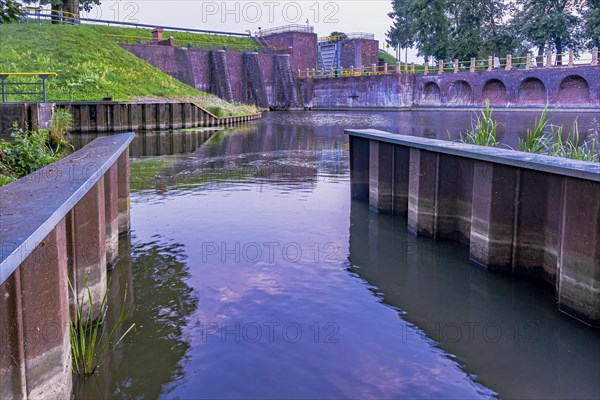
[74,111,600,399]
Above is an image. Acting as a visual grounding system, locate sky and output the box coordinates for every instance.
[81,0,422,62]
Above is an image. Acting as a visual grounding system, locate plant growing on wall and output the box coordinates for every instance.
[69,279,136,376]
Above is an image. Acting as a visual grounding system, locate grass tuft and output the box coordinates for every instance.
[69,279,136,376]
[458,99,498,147]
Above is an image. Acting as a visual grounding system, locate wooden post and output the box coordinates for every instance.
[340,66,344,76]
[488,56,493,71]
[505,54,512,70]
[372,63,377,75]
[438,60,444,74]
[568,51,574,66]
[526,54,531,69]
[592,48,598,65]
[411,63,415,74]
[350,65,354,76]
[454,59,459,73]
[384,62,388,74]
[424,63,429,75]
[470,57,475,72]
[546,52,553,68]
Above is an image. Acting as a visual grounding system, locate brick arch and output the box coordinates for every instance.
[421,82,441,105]
[448,80,472,105]
[557,75,590,105]
[519,77,547,105]
[482,79,508,106]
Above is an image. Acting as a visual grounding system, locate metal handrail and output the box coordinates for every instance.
[0,72,57,103]
[23,7,250,37]
[100,33,267,50]
[256,24,314,36]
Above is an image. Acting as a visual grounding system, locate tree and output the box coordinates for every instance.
[386,0,414,60]
[515,0,584,64]
[407,0,450,61]
[583,0,600,48]
[1,0,24,23]
[21,0,100,23]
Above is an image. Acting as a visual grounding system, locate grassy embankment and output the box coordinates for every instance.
[378,50,397,64]
[0,23,258,116]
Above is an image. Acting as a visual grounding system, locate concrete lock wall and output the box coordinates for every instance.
[121,44,300,108]
[59,101,261,133]
[347,129,600,327]
[0,103,55,135]
[303,65,600,109]
[0,133,135,399]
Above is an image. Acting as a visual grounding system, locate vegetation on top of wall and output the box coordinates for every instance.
[457,100,499,147]
[454,103,600,163]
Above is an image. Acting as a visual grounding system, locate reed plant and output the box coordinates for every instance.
[69,279,136,376]
[518,106,552,153]
[458,100,498,147]
[548,120,600,162]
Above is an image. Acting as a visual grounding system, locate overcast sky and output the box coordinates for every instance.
[82,1,422,62]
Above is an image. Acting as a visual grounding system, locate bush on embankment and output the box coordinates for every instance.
[0,109,73,186]
[0,23,258,116]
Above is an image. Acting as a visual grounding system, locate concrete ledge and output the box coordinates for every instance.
[346,129,600,182]
[0,132,135,284]
[346,128,600,326]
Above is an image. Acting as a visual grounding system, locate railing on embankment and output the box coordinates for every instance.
[0,132,134,399]
[346,129,600,327]
[59,102,261,133]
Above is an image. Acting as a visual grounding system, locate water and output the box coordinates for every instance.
[75,111,600,399]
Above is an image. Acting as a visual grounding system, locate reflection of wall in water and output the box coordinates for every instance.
[71,130,217,157]
[347,200,600,400]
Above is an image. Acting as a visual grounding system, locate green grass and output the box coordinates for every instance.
[378,50,397,65]
[0,23,205,101]
[0,23,259,115]
[86,24,259,50]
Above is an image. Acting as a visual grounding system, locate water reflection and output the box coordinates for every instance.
[70,128,217,157]
[348,200,600,400]
[74,235,198,399]
[74,110,599,399]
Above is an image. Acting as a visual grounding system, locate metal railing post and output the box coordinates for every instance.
[39,74,49,102]
[0,75,7,103]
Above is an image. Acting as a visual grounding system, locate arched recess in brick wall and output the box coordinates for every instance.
[448,80,472,105]
[482,79,508,106]
[421,82,441,105]
[557,75,590,105]
[518,78,547,105]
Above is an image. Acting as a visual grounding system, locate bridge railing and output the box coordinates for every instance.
[0,132,134,399]
[298,48,599,79]
[0,72,57,103]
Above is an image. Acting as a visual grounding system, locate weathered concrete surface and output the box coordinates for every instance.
[121,44,295,108]
[340,38,379,69]
[0,103,54,134]
[347,128,600,326]
[0,133,135,399]
[0,220,71,400]
[68,180,107,321]
[60,101,261,133]
[304,65,600,109]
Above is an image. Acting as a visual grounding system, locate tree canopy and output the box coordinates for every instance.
[387,0,597,63]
